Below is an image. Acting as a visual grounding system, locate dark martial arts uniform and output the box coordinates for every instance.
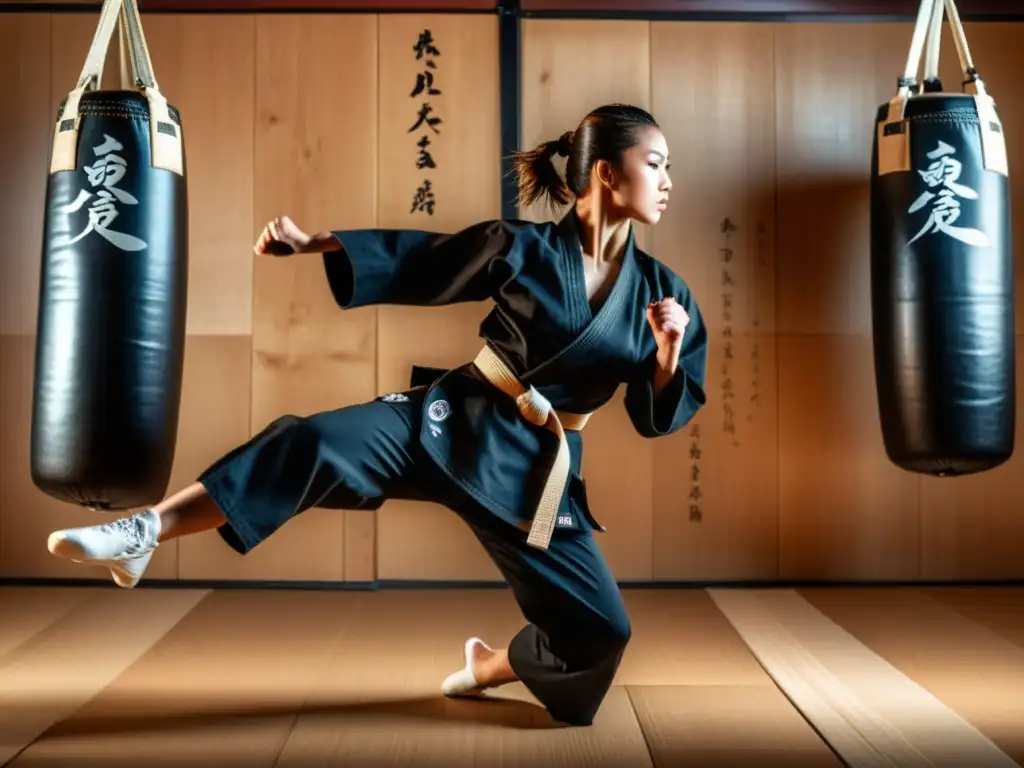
[197,209,708,726]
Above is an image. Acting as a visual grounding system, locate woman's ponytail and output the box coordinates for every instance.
[510,130,575,210]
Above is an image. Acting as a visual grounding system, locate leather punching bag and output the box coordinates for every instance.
[871,0,1014,476]
[31,0,188,509]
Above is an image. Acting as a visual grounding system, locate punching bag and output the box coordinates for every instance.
[31,0,188,509]
[871,0,1014,476]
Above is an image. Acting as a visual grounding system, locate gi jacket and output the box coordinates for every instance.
[323,209,708,534]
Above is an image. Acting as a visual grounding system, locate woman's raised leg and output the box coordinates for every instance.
[48,394,426,589]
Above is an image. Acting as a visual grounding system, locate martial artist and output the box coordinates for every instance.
[47,103,708,727]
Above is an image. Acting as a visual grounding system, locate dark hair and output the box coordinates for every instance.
[511,104,659,210]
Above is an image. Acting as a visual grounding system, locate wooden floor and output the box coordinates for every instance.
[1,584,1023,767]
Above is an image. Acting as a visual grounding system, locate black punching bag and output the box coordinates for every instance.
[871,0,1014,476]
[31,0,188,509]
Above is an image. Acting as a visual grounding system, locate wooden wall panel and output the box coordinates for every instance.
[649,21,778,580]
[778,335,921,580]
[911,24,1024,580]
[933,22,1024,334]
[520,18,655,580]
[0,335,168,579]
[141,13,256,336]
[0,14,258,580]
[774,23,917,580]
[774,21,913,338]
[774,20,1024,581]
[0,14,172,580]
[246,14,378,582]
[373,14,504,581]
[519,0,1024,13]
[173,337,254,579]
[918,335,1024,581]
[0,14,49,336]
[2,11,1023,586]
[519,19,652,251]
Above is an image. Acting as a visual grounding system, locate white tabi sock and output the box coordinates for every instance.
[441,637,491,697]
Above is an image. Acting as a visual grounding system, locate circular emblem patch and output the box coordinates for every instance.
[428,399,451,422]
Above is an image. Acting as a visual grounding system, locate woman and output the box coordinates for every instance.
[47,104,708,727]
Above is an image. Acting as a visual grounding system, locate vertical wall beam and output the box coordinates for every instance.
[498,0,521,219]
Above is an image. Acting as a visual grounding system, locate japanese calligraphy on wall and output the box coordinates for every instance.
[749,221,767,420]
[409,29,442,216]
[689,423,702,523]
[720,217,737,442]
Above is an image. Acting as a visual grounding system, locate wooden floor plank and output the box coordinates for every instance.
[0,587,209,766]
[7,590,362,767]
[616,590,771,686]
[710,588,1019,768]
[923,587,1024,652]
[799,588,1024,767]
[274,590,654,767]
[0,587,104,661]
[2,585,1020,767]
[628,685,843,767]
[278,687,650,768]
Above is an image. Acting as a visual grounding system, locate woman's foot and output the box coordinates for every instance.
[441,638,517,697]
[441,637,490,697]
[47,509,161,589]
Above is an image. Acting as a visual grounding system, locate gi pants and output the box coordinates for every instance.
[197,389,632,727]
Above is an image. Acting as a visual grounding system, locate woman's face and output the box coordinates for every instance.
[600,126,673,225]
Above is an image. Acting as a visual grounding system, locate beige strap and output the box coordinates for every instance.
[878,0,1005,178]
[472,345,591,550]
[50,0,184,176]
[118,4,131,90]
[878,0,936,176]
[923,0,944,86]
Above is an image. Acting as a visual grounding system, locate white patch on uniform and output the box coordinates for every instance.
[557,515,573,527]
[428,423,442,438]
[428,399,451,422]
[380,392,409,402]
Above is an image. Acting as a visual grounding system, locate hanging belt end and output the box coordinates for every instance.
[526,513,555,551]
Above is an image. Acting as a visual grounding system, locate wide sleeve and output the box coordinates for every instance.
[321,219,520,309]
[623,285,708,438]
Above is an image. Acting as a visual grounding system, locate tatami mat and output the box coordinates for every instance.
[710,588,1019,768]
[2,584,1022,767]
[0,588,210,766]
[8,590,361,766]
[626,685,843,767]
[924,587,1024,651]
[274,589,653,767]
[800,588,1024,766]
[0,587,104,660]
[616,589,770,685]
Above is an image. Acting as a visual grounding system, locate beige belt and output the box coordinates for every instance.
[472,345,592,550]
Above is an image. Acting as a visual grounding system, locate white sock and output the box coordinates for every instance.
[441,637,490,697]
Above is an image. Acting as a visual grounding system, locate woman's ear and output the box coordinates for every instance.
[592,158,617,191]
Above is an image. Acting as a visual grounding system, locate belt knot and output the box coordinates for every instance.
[515,386,552,427]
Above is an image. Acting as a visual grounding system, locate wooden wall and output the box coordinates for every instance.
[0,11,1022,585]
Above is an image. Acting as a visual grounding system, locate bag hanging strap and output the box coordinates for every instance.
[118,5,132,90]
[923,0,945,89]
[50,0,184,177]
[898,0,939,99]
[878,0,1006,178]
[929,0,1006,177]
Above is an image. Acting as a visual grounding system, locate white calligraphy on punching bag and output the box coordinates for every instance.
[906,139,989,249]
[60,134,148,252]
